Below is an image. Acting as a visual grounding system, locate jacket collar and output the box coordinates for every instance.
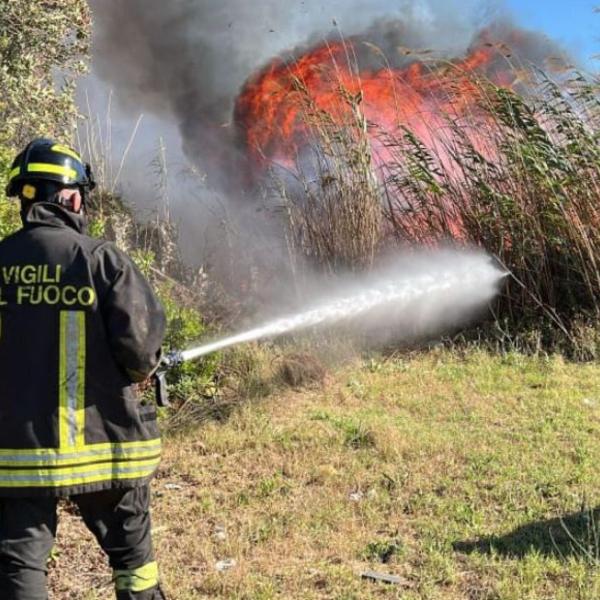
[21,202,87,234]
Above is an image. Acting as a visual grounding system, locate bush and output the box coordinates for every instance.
[0,0,90,151]
[0,0,91,241]
[83,190,218,408]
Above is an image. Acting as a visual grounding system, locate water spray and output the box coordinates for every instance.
[155,251,507,406]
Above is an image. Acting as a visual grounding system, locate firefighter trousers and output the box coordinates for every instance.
[0,485,166,600]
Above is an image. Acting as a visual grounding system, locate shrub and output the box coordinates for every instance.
[0,0,91,241]
[0,0,90,151]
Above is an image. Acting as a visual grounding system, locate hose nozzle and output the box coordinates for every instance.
[153,350,184,408]
[162,350,184,369]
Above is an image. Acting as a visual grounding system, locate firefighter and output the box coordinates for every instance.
[0,139,167,599]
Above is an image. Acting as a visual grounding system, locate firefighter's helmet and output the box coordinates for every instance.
[5,138,96,201]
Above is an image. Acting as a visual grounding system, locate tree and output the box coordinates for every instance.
[0,0,91,237]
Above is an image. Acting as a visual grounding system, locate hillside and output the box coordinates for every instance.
[50,350,600,599]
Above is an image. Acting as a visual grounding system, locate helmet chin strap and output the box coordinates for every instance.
[80,186,89,211]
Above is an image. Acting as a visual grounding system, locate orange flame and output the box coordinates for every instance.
[234,30,527,172]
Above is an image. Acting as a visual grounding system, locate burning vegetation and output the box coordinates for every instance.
[230,25,600,357]
[85,4,600,357]
[234,27,534,170]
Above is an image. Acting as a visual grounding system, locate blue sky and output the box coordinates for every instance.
[505,0,598,67]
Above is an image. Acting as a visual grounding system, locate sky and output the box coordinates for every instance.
[506,0,598,66]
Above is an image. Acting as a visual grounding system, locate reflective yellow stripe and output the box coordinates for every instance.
[0,456,159,477]
[27,163,77,181]
[51,144,82,162]
[0,459,161,488]
[0,439,162,457]
[59,311,86,448]
[0,442,162,467]
[75,311,86,447]
[58,312,68,447]
[0,434,161,487]
[114,561,159,592]
[8,166,20,181]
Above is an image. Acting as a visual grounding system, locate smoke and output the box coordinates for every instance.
[88,0,491,174]
[89,0,484,116]
[82,0,569,288]
[85,0,570,208]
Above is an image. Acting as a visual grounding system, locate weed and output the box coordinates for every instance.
[361,538,405,563]
[553,502,600,567]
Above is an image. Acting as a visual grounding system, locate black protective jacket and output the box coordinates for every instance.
[0,203,166,497]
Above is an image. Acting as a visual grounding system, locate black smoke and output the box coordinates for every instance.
[88,0,492,178]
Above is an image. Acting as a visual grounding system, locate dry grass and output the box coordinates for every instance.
[271,60,600,357]
[49,349,600,599]
[380,76,600,349]
[279,83,384,275]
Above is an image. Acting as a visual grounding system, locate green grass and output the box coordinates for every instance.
[50,349,600,598]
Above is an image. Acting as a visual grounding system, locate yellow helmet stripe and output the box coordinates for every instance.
[27,163,77,181]
[8,166,20,181]
[51,144,82,162]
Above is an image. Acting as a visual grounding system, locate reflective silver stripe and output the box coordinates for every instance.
[65,311,80,446]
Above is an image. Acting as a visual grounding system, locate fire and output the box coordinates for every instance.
[234,28,530,173]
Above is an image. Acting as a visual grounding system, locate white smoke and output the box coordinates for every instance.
[180,249,506,358]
